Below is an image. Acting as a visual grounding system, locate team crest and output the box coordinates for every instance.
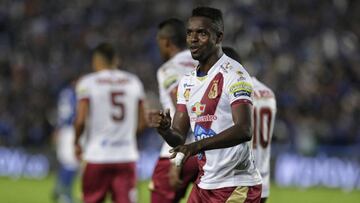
[208,80,219,99]
[236,71,246,80]
[184,88,190,102]
[191,102,206,116]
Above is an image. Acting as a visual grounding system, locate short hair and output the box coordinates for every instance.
[223,46,241,62]
[93,42,115,63]
[158,18,186,48]
[191,7,224,34]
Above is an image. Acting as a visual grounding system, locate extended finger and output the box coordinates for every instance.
[169,151,177,159]
[169,146,179,154]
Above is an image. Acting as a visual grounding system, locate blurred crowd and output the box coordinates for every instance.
[0,0,359,153]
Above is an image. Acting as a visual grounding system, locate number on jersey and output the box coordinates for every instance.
[253,107,273,149]
[111,91,125,122]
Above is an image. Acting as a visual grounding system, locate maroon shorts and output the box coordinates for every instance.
[82,162,136,203]
[151,156,199,203]
[187,183,262,203]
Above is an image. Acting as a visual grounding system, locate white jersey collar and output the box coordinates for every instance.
[196,53,227,76]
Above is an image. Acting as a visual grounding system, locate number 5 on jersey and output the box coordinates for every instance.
[111,91,125,122]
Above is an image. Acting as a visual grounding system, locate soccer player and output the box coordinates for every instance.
[223,47,277,203]
[251,77,276,203]
[73,43,146,203]
[148,7,262,203]
[53,78,78,203]
[150,18,198,203]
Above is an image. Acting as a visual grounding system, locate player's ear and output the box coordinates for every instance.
[216,32,223,44]
[165,38,171,48]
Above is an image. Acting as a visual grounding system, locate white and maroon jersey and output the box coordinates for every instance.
[76,69,144,163]
[177,54,262,189]
[252,77,276,197]
[157,50,197,157]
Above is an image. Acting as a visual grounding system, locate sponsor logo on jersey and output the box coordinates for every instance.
[234,91,251,97]
[190,115,217,122]
[184,88,190,102]
[163,75,178,89]
[220,62,233,73]
[191,102,206,116]
[183,83,194,88]
[229,81,253,97]
[208,80,219,99]
[194,124,216,159]
[194,125,216,141]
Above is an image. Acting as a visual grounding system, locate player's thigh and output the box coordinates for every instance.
[111,162,137,203]
[186,184,202,203]
[151,191,175,203]
[226,184,262,203]
[150,158,176,200]
[174,156,199,201]
[180,156,199,185]
[82,163,110,203]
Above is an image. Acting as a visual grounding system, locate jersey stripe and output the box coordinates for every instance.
[194,72,224,184]
[196,72,224,129]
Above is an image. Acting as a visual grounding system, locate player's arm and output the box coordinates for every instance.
[136,100,146,135]
[148,108,190,147]
[170,103,252,162]
[169,86,178,106]
[201,102,253,149]
[73,99,89,160]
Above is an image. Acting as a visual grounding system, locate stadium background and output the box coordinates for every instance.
[0,0,359,202]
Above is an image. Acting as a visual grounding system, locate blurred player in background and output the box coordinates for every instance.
[223,47,277,203]
[148,7,262,202]
[52,77,79,203]
[150,18,198,203]
[73,43,146,203]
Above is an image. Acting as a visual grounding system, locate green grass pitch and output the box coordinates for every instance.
[0,175,359,203]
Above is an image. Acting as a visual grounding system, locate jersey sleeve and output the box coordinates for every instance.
[157,68,181,95]
[133,76,145,100]
[176,77,187,112]
[226,68,254,106]
[76,77,91,101]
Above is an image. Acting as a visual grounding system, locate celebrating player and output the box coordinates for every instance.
[251,77,276,203]
[148,7,262,202]
[150,18,198,203]
[73,43,146,203]
[223,47,277,203]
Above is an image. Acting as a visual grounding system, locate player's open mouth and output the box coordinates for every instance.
[190,46,200,53]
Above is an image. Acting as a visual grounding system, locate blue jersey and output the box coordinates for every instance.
[57,86,77,128]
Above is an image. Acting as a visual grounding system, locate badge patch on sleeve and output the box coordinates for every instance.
[229,81,253,97]
[163,75,178,89]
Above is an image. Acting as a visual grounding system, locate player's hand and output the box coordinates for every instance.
[146,109,171,130]
[74,143,82,161]
[168,163,183,189]
[169,142,199,166]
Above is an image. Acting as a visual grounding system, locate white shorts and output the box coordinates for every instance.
[56,127,78,169]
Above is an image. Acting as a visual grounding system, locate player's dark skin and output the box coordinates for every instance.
[148,16,253,165]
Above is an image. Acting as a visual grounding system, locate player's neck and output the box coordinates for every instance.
[198,49,223,75]
[95,64,114,72]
